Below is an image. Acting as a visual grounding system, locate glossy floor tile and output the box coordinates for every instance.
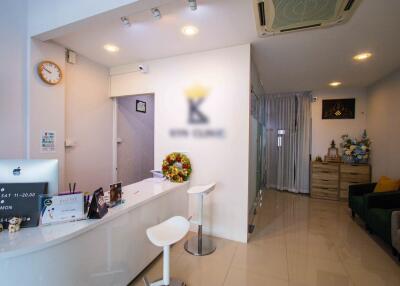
[129,190,400,286]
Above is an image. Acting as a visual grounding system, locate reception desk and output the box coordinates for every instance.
[0,178,189,286]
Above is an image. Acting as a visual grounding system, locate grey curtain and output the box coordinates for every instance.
[265,92,311,193]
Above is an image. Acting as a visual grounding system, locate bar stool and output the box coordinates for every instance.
[184,182,216,256]
[143,216,190,286]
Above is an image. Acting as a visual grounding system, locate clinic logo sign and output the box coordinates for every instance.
[169,83,225,139]
[185,84,209,124]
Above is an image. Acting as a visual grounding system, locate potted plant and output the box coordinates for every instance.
[341,130,371,164]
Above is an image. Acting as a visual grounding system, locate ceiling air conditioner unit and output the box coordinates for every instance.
[254,0,361,37]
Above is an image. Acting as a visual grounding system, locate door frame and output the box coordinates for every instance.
[112,97,118,183]
[111,94,156,184]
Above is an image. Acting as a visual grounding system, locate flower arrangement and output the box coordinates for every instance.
[340,130,371,164]
[162,152,192,183]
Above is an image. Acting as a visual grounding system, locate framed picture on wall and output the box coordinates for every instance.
[136,100,146,113]
[322,98,355,119]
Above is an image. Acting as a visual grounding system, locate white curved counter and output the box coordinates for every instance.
[0,178,189,286]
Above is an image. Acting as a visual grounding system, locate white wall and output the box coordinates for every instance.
[311,88,368,159]
[110,45,251,243]
[367,68,400,181]
[0,1,27,158]
[65,54,113,193]
[29,39,66,191]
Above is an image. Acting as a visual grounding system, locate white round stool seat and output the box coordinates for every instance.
[187,182,216,195]
[146,216,190,247]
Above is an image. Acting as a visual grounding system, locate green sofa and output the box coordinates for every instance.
[365,191,400,246]
[349,183,400,250]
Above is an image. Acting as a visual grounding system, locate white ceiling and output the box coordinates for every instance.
[52,0,400,93]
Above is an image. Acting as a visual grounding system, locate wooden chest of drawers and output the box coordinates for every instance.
[339,164,371,200]
[311,162,340,200]
[311,162,371,201]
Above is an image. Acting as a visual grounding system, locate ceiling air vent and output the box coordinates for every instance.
[254,0,361,37]
[258,1,266,26]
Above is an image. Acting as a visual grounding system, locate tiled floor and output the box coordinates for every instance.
[130,190,400,286]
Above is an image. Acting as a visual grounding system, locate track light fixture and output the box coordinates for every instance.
[151,8,162,20]
[120,16,131,27]
[188,0,197,11]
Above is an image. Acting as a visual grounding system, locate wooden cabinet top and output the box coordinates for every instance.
[312,161,370,167]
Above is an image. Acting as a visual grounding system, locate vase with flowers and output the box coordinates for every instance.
[340,130,371,164]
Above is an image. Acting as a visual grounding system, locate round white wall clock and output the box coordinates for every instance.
[38,60,62,85]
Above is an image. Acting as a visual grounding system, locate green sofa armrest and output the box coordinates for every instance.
[365,191,400,210]
[348,183,376,209]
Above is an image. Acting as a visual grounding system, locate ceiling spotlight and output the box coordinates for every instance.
[151,8,162,20]
[120,16,131,27]
[329,81,342,87]
[188,0,197,11]
[353,52,372,61]
[104,44,120,53]
[181,25,199,36]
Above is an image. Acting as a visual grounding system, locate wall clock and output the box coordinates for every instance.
[37,60,62,85]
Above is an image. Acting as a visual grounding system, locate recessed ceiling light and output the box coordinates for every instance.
[353,52,372,61]
[181,25,199,36]
[104,44,120,53]
[329,81,342,87]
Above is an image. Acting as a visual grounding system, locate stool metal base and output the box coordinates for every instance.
[184,225,216,256]
[143,277,186,286]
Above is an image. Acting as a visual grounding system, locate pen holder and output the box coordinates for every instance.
[84,199,89,214]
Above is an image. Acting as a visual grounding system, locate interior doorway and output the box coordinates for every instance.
[116,94,155,186]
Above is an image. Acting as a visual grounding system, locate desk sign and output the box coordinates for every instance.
[87,188,108,219]
[40,193,85,225]
[108,182,122,208]
[0,182,48,228]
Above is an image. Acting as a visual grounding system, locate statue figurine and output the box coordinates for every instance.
[8,217,22,233]
[325,139,340,162]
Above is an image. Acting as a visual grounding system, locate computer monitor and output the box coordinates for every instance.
[0,182,48,227]
[0,159,59,194]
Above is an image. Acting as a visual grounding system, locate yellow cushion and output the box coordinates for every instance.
[374,176,400,193]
